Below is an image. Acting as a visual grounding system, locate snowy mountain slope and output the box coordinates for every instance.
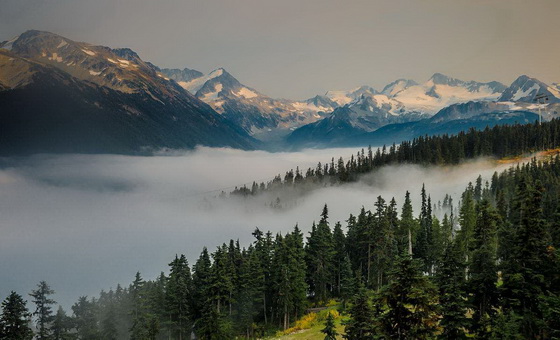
[325,85,377,106]
[498,75,560,103]
[162,68,337,134]
[285,75,560,149]
[387,73,506,114]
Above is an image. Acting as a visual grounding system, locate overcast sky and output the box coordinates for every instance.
[1,0,559,99]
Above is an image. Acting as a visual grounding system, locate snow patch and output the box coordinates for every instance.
[202,83,223,100]
[57,40,68,49]
[89,70,102,76]
[235,87,258,99]
[81,48,96,56]
[107,58,118,64]
[179,68,225,94]
[511,83,540,101]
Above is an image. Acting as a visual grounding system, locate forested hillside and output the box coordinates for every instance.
[233,119,560,197]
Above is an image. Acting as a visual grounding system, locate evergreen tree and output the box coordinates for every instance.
[100,305,118,340]
[375,254,439,339]
[500,179,552,338]
[399,191,417,255]
[415,185,432,273]
[29,281,56,340]
[436,242,469,340]
[0,291,33,340]
[469,199,499,338]
[306,205,335,303]
[72,296,99,340]
[129,272,151,340]
[51,306,73,340]
[343,285,376,340]
[321,312,338,340]
[332,222,347,297]
[167,254,193,340]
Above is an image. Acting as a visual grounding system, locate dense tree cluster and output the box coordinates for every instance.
[232,119,560,197]
[3,123,560,339]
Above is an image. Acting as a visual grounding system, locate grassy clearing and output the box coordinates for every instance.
[268,307,347,340]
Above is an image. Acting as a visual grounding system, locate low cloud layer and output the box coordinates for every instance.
[0,147,511,308]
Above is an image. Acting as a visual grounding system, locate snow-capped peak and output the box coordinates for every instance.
[178,67,226,94]
[325,85,376,106]
[498,75,560,103]
[381,79,418,97]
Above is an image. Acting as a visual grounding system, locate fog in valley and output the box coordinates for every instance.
[0,147,513,308]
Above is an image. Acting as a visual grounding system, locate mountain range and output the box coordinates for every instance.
[0,30,257,155]
[1,30,559,154]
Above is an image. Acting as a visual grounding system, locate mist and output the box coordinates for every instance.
[0,147,511,309]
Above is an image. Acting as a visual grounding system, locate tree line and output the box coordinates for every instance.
[232,119,560,197]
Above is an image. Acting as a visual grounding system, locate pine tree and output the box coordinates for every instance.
[343,285,376,340]
[415,185,432,273]
[29,281,56,340]
[192,247,212,322]
[129,272,150,340]
[321,312,338,340]
[306,205,335,303]
[100,305,118,340]
[500,178,552,338]
[72,296,99,340]
[376,254,439,339]
[436,242,468,340]
[167,254,193,340]
[456,184,476,276]
[399,191,417,256]
[0,291,33,340]
[51,306,73,340]
[468,199,499,338]
[332,222,347,297]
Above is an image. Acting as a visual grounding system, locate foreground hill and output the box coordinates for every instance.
[0,30,257,155]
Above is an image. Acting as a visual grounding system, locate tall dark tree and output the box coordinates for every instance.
[500,178,552,338]
[72,296,99,340]
[167,254,193,340]
[399,191,417,255]
[375,254,439,339]
[436,242,469,340]
[30,281,56,340]
[321,312,338,340]
[51,306,73,340]
[306,205,334,303]
[0,291,33,340]
[468,199,499,338]
[343,285,376,340]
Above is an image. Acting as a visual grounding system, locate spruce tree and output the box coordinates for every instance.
[30,281,56,340]
[0,291,33,340]
[376,254,439,339]
[436,242,468,340]
[167,254,193,340]
[51,306,73,340]
[343,285,375,340]
[321,312,338,340]
[72,296,99,340]
[468,199,499,338]
[500,178,552,338]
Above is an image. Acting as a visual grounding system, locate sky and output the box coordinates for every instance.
[0,147,511,309]
[1,0,559,99]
